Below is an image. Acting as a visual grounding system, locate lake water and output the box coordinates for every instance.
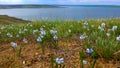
[0,6,120,21]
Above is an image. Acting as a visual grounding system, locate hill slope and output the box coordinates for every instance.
[0,15,30,24]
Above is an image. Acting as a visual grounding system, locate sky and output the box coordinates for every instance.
[0,0,120,5]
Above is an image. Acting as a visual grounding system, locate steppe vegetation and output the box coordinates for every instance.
[0,18,120,68]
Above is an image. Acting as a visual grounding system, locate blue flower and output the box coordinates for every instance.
[37,37,42,42]
[53,35,58,40]
[40,28,46,36]
[86,48,94,55]
[80,34,88,40]
[56,58,64,64]
[50,29,57,35]
[83,60,87,64]
[112,26,117,31]
[11,42,17,48]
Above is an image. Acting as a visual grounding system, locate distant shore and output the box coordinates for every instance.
[1,5,120,9]
[0,5,61,9]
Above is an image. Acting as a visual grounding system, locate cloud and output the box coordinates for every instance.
[58,0,120,5]
[0,0,23,4]
[0,0,41,4]
[59,0,120,3]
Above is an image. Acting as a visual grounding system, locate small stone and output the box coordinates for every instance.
[35,52,39,55]
[23,60,26,64]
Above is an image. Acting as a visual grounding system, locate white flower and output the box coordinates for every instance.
[101,23,105,27]
[116,35,120,41]
[98,26,104,31]
[80,34,88,40]
[19,29,22,34]
[23,29,28,32]
[112,26,117,31]
[9,26,14,29]
[23,38,28,43]
[40,30,46,36]
[9,35,13,37]
[37,37,42,42]
[98,26,101,29]
[83,60,87,64]
[68,29,71,33]
[7,33,13,38]
[11,42,17,48]
[30,24,33,27]
[7,33,11,36]
[56,58,64,64]
[33,29,38,34]
[1,26,6,30]
[84,21,88,26]
[91,25,94,28]
[53,35,58,40]
[106,33,110,37]
[27,23,32,27]
[40,34,44,38]
[43,25,45,28]
[16,34,19,38]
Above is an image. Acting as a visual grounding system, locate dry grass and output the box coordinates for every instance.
[0,39,120,68]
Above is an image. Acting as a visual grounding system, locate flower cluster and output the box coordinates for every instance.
[50,29,58,40]
[98,23,106,31]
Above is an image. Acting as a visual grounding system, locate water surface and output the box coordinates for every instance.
[0,6,120,21]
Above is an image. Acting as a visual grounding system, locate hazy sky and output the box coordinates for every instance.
[0,0,120,5]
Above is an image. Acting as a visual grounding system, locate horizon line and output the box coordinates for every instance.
[0,4,120,6]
